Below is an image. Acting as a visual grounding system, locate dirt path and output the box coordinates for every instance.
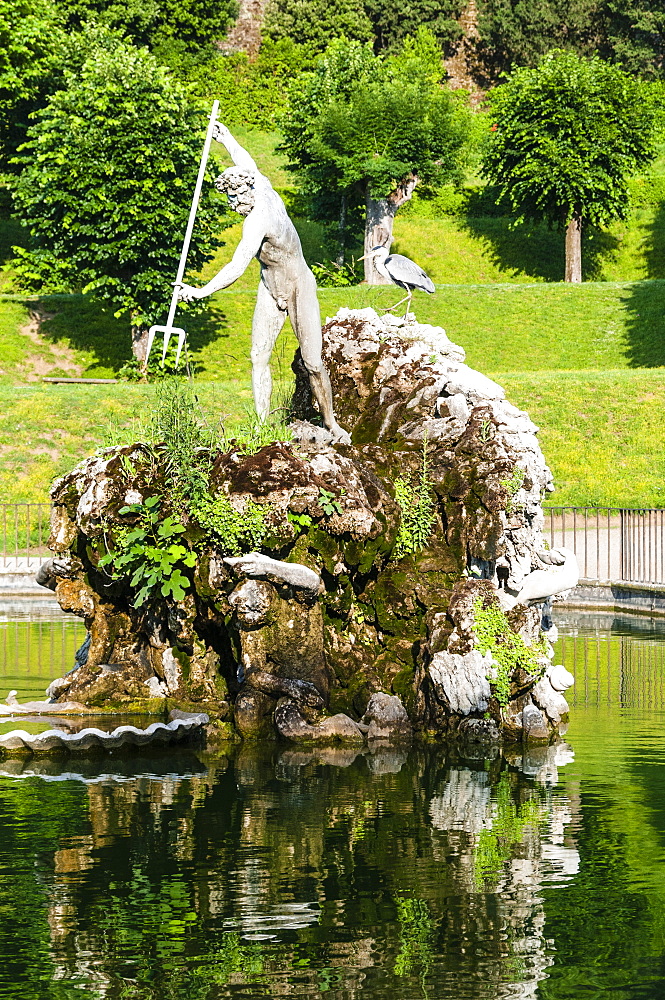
[19,307,84,382]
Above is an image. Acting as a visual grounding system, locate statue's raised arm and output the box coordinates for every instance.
[212,121,259,173]
[177,122,350,445]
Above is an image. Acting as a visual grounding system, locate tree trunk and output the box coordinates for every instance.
[364,197,394,284]
[336,194,347,268]
[363,173,419,284]
[564,210,582,283]
[131,324,149,363]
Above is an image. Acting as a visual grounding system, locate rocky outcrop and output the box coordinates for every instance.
[43,308,572,744]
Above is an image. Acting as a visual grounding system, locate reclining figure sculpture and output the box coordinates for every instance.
[178,122,350,444]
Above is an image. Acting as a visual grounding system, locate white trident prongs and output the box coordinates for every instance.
[146,98,220,368]
[146,323,187,367]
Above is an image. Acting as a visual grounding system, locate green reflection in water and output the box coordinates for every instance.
[0,601,85,703]
[0,611,661,998]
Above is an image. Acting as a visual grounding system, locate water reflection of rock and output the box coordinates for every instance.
[428,744,580,999]
[2,745,578,999]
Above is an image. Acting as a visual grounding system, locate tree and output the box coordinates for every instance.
[481,50,661,283]
[364,0,465,52]
[262,0,373,52]
[57,0,239,50]
[476,0,665,82]
[264,0,466,53]
[0,0,66,171]
[281,32,470,283]
[12,41,227,360]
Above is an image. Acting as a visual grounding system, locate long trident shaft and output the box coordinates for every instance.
[146,98,220,366]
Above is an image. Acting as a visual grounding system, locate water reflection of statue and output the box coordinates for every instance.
[178,122,350,445]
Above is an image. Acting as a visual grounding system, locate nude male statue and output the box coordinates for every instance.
[178,123,350,444]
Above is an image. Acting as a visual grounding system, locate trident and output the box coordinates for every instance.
[145,99,220,368]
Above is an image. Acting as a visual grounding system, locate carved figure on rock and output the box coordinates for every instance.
[505,547,579,608]
[178,123,350,444]
[226,554,330,738]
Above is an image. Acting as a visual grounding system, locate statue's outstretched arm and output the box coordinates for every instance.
[213,121,258,173]
[178,214,264,301]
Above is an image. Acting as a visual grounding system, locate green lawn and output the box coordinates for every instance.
[499,371,665,507]
[0,368,663,508]
[0,382,257,503]
[4,279,664,382]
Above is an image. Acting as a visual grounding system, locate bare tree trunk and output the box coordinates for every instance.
[364,196,394,284]
[336,194,347,268]
[131,324,149,363]
[564,210,582,283]
[363,173,419,284]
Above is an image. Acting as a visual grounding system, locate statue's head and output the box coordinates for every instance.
[215,167,256,216]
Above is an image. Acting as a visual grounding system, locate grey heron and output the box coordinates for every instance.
[361,245,435,315]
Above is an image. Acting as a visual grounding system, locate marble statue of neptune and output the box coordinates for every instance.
[178,123,350,444]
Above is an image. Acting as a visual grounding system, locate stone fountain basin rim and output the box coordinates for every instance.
[0,713,209,756]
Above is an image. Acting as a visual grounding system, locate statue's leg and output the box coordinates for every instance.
[290,278,351,444]
[251,282,286,420]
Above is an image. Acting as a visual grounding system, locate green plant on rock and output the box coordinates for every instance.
[500,465,525,514]
[287,511,313,531]
[191,492,268,557]
[152,377,217,495]
[222,412,293,456]
[393,435,436,558]
[318,488,344,516]
[99,496,196,607]
[473,597,547,707]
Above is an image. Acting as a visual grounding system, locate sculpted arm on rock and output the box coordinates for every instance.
[502,547,579,608]
[224,553,322,596]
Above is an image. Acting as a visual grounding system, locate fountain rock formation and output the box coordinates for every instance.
[42,308,574,745]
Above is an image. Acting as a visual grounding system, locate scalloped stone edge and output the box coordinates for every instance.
[0,714,209,756]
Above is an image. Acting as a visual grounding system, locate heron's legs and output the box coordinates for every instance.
[383,292,410,313]
[383,289,413,317]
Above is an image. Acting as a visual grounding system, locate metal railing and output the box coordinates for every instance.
[0,503,51,569]
[544,506,665,586]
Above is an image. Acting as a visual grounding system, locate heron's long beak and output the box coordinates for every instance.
[358,253,367,261]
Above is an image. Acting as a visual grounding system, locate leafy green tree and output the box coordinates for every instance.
[281,31,470,282]
[602,0,665,79]
[12,41,227,359]
[0,0,67,171]
[264,0,465,53]
[364,0,465,52]
[476,0,665,81]
[171,38,315,130]
[57,0,238,50]
[476,0,596,79]
[262,0,373,51]
[482,50,661,282]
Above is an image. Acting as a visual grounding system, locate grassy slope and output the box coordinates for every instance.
[499,371,665,507]
[5,279,665,382]
[1,128,664,505]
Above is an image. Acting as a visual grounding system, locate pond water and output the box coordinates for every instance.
[0,603,664,999]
